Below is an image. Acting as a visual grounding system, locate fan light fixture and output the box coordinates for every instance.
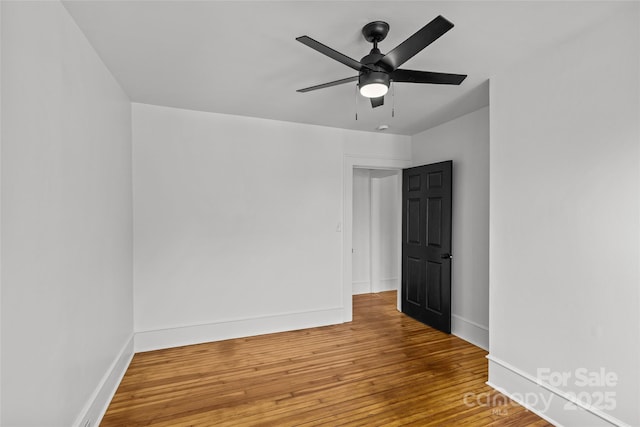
[296,16,468,110]
[360,83,388,98]
[359,71,390,98]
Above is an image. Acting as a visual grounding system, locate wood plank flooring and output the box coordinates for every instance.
[102,292,552,426]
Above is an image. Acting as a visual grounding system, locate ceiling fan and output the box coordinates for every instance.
[296,15,467,108]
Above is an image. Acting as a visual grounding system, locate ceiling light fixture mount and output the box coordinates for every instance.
[361,21,390,44]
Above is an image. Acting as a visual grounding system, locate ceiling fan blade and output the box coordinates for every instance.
[378,15,454,71]
[296,76,359,93]
[296,36,372,72]
[391,69,467,85]
[370,96,384,108]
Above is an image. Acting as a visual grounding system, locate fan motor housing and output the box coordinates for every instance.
[360,48,385,69]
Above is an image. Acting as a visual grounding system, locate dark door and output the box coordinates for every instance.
[402,161,452,333]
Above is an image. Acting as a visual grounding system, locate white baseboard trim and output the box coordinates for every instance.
[352,280,371,295]
[372,277,398,293]
[487,355,631,427]
[72,334,134,427]
[451,314,489,350]
[135,307,344,352]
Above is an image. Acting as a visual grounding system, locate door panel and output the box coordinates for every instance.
[427,171,443,188]
[406,256,423,306]
[402,161,452,333]
[426,261,442,312]
[408,174,422,191]
[427,198,442,246]
[407,199,422,244]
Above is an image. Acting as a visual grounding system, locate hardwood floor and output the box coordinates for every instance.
[102,292,551,426]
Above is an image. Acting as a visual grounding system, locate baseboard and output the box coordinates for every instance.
[372,277,398,293]
[72,334,134,427]
[451,314,489,350]
[135,307,344,352]
[352,280,371,295]
[487,355,631,427]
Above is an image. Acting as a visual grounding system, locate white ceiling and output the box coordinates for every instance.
[62,1,626,135]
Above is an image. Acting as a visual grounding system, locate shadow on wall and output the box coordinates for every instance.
[418,79,489,133]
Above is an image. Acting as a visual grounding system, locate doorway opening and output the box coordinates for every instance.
[342,156,410,322]
[352,169,400,296]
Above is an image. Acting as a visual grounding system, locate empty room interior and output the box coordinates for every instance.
[1,1,639,426]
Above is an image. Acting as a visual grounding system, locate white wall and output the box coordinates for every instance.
[0,2,4,422]
[489,5,639,426]
[1,2,133,427]
[133,103,410,351]
[352,169,371,294]
[412,106,490,350]
[370,170,399,293]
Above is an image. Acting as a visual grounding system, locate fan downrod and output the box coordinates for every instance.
[362,21,390,43]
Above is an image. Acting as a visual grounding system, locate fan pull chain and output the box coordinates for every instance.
[355,84,359,120]
[391,81,395,118]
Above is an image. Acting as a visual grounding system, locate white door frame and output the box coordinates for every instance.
[342,156,411,322]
